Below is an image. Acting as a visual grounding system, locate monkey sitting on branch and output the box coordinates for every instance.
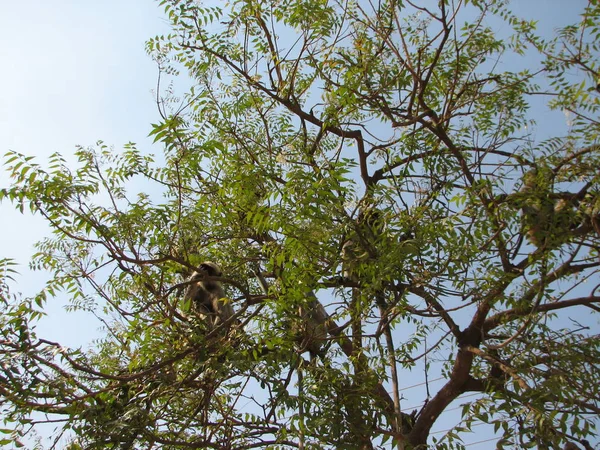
[254,269,332,360]
[516,167,596,249]
[184,261,234,329]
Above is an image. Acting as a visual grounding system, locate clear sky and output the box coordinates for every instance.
[0,0,173,347]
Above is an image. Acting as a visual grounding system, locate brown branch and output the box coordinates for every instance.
[463,345,528,390]
[408,285,461,339]
[408,347,474,447]
[180,41,373,186]
[483,296,600,334]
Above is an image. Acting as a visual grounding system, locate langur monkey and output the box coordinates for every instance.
[297,291,329,359]
[519,168,562,248]
[517,167,600,249]
[185,262,234,328]
[254,270,328,359]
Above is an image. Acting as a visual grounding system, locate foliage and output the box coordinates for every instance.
[1,0,600,448]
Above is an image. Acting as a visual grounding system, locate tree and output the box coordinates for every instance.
[1,0,600,448]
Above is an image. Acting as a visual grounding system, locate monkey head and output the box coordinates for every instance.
[190,262,223,288]
[198,261,222,276]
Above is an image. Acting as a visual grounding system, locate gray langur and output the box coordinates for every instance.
[254,270,329,359]
[341,206,383,281]
[184,262,234,328]
[296,290,329,359]
[516,167,592,249]
[519,168,565,248]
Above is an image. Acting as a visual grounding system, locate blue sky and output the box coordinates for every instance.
[0,1,173,347]
[0,2,175,446]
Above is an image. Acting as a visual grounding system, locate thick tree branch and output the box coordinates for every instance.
[483,296,600,334]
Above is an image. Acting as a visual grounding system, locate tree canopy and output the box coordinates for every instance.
[1,0,600,448]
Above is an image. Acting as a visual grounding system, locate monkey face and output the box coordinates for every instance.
[185,261,230,324]
[188,262,223,293]
[198,261,222,277]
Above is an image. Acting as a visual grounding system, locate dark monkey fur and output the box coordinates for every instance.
[185,262,234,328]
